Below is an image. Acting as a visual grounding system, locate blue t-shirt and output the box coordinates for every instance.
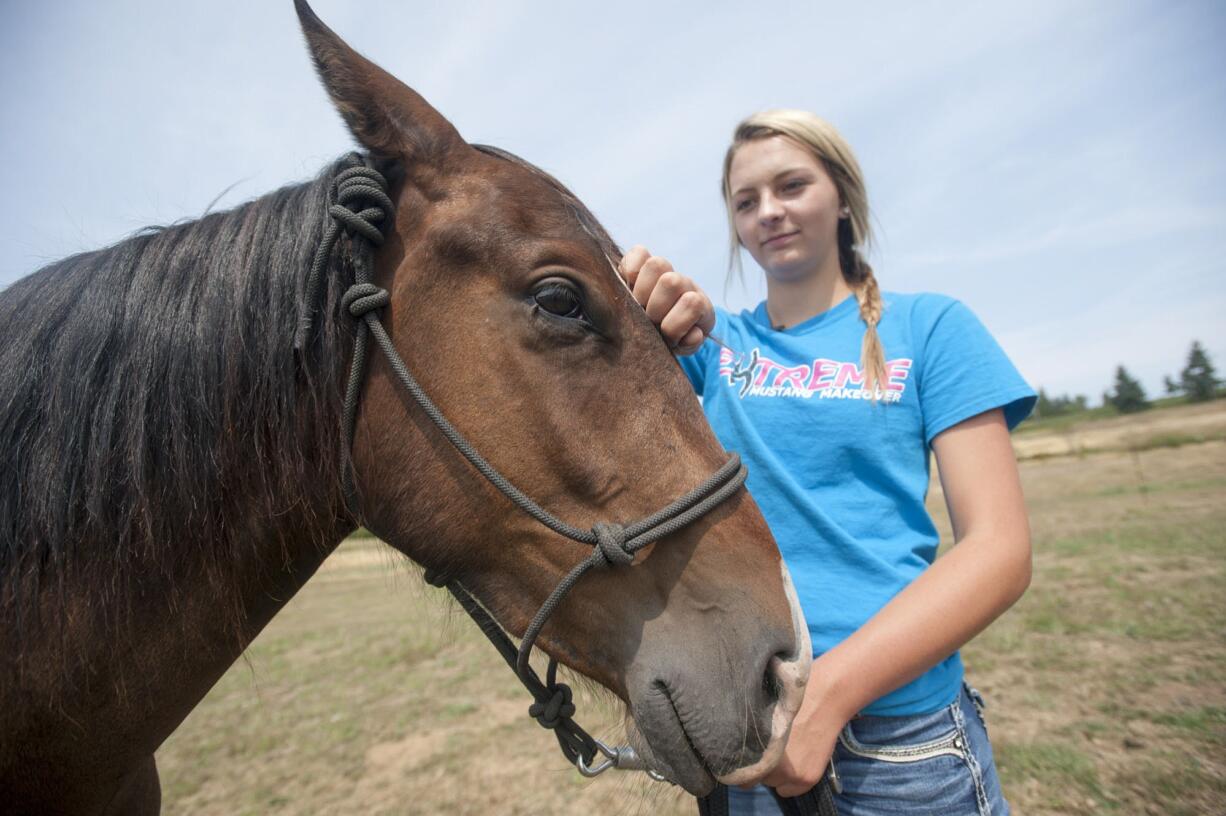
[679,291,1035,715]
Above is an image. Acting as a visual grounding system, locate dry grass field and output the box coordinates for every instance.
[157,401,1226,815]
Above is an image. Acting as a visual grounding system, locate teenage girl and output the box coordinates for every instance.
[619,110,1035,815]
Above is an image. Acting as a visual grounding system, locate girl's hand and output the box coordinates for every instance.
[617,245,715,355]
[758,708,841,798]
[757,660,854,798]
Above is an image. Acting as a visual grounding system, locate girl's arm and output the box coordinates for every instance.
[761,408,1032,796]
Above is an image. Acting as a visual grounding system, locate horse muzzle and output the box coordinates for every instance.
[622,563,812,794]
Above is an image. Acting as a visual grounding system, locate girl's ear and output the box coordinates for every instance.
[294,0,465,163]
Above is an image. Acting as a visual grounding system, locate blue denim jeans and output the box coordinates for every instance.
[727,684,1009,815]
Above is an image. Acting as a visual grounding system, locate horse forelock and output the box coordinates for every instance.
[0,154,389,661]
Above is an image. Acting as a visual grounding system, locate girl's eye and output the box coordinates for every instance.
[735,198,755,212]
[532,282,584,319]
[782,179,806,192]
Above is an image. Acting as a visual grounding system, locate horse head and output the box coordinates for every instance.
[294,0,811,794]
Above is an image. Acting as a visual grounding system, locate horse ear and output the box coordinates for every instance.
[294,0,464,161]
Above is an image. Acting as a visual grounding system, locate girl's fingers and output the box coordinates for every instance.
[674,325,706,356]
[656,287,711,346]
[618,245,651,290]
[621,249,715,354]
[644,268,686,324]
[631,255,673,309]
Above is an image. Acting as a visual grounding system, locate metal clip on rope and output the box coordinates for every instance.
[577,740,670,782]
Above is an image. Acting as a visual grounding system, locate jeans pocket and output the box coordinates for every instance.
[838,709,965,764]
[833,705,992,815]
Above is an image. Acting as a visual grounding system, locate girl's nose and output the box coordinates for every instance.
[758,192,784,224]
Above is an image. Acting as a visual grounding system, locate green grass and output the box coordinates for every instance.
[996,741,1112,809]
[1017,403,1121,434]
[1149,706,1226,739]
[1093,703,1226,742]
[1139,429,1226,449]
[1016,392,1224,436]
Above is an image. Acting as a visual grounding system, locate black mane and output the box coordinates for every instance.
[0,154,391,642]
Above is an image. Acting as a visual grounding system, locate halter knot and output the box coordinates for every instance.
[592,522,633,568]
[529,683,576,730]
[342,283,390,318]
[327,165,393,246]
[294,156,393,350]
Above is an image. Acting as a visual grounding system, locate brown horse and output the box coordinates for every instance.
[0,2,811,812]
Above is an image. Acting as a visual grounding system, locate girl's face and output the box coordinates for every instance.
[728,136,843,284]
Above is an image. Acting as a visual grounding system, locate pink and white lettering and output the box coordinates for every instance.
[719,348,911,402]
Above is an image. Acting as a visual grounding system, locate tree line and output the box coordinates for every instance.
[1034,340,1221,419]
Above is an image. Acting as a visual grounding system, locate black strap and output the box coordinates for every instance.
[770,780,839,816]
[697,784,730,816]
[699,780,839,816]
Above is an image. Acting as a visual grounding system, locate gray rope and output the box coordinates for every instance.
[295,161,394,350]
[303,153,750,771]
[514,457,745,677]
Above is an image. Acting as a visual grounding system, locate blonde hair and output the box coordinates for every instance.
[721,110,886,395]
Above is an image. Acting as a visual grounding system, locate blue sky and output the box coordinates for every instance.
[2,0,1223,400]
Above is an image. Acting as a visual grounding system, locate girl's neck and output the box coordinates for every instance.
[764,260,854,330]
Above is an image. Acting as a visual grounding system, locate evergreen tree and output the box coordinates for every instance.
[1108,365,1150,413]
[1163,375,1181,396]
[1180,341,1220,402]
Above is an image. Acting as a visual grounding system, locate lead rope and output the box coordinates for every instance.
[299,153,831,816]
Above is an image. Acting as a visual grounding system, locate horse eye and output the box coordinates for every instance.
[533,283,584,319]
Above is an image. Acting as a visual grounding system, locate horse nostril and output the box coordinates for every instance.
[761,654,786,704]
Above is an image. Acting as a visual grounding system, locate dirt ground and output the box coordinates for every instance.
[157,401,1226,814]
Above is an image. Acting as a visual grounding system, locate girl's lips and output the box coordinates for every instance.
[761,231,798,248]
